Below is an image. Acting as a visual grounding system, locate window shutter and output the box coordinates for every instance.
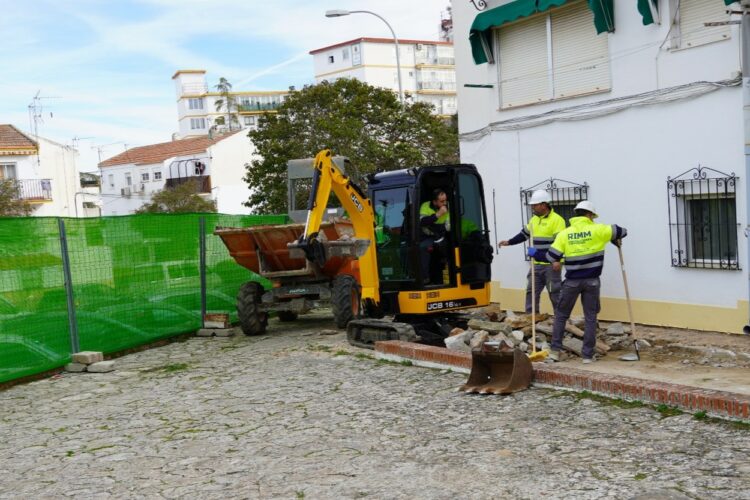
[551,1,610,99]
[498,15,550,108]
[679,0,730,48]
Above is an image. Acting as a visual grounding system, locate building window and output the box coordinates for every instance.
[108,174,114,188]
[125,173,132,186]
[153,171,162,181]
[190,118,206,130]
[188,98,204,110]
[352,44,362,65]
[342,48,349,60]
[519,178,588,261]
[0,163,17,180]
[667,166,739,270]
[243,116,256,126]
[141,172,150,182]
[328,55,335,64]
[673,0,730,49]
[495,0,610,108]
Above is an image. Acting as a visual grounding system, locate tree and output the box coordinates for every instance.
[244,78,459,214]
[213,77,239,132]
[0,179,33,216]
[136,180,217,213]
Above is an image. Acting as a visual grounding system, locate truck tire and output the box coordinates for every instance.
[332,275,360,329]
[277,311,298,322]
[237,281,267,336]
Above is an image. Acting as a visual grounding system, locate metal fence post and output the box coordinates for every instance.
[58,218,80,354]
[199,216,207,328]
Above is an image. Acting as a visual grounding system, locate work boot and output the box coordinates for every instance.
[582,356,596,365]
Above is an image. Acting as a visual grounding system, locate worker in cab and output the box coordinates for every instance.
[545,201,627,364]
[498,190,566,314]
[419,188,449,284]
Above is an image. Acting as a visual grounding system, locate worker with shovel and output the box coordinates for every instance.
[545,201,627,364]
[499,190,566,314]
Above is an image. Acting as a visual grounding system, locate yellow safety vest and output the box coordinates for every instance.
[547,216,627,279]
[524,209,566,265]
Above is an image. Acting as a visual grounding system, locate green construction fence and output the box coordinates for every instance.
[0,213,288,384]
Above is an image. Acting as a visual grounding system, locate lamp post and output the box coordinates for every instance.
[325,9,404,104]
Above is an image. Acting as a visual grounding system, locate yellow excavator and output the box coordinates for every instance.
[289,149,496,349]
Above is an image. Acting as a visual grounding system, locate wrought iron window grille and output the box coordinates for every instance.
[667,165,740,270]
[520,178,589,260]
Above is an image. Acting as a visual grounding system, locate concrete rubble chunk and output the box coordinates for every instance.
[469,330,490,350]
[64,363,87,373]
[509,330,525,344]
[449,327,465,337]
[71,351,104,365]
[87,361,116,373]
[444,334,472,353]
[467,319,512,336]
[518,342,529,353]
[481,303,505,322]
[570,316,585,329]
[562,337,584,357]
[606,322,626,335]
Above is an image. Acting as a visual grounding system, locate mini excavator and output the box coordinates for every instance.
[289,149,496,349]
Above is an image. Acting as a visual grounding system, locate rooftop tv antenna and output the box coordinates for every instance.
[27,90,62,139]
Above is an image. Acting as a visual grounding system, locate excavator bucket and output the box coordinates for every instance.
[460,347,533,395]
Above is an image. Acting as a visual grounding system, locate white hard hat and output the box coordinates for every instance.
[527,190,551,205]
[574,200,598,218]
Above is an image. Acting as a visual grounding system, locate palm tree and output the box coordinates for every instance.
[214,77,238,131]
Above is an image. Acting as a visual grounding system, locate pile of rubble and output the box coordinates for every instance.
[445,304,646,359]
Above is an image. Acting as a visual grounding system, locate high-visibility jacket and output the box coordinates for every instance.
[420,201,449,238]
[508,208,566,265]
[547,216,627,279]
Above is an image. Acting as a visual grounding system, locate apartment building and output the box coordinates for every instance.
[173,70,290,139]
[310,38,458,116]
[98,131,254,215]
[0,124,81,217]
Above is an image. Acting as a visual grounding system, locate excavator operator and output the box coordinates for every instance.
[419,188,450,284]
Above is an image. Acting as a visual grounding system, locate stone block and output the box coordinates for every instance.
[444,335,472,353]
[71,351,103,365]
[449,327,465,337]
[469,330,490,350]
[467,319,512,336]
[510,330,525,343]
[562,337,584,357]
[87,361,116,373]
[64,363,87,373]
[606,322,626,335]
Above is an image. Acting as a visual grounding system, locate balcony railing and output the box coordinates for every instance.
[417,81,457,91]
[13,179,52,202]
[237,102,283,112]
[165,175,211,193]
[415,57,455,66]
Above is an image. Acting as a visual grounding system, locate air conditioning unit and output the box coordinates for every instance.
[121,187,131,196]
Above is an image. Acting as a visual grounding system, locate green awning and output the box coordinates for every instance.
[470,0,615,65]
[638,0,658,26]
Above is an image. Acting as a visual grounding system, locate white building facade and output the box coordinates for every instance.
[0,125,82,217]
[453,0,746,333]
[98,131,255,215]
[310,38,458,116]
[173,70,289,139]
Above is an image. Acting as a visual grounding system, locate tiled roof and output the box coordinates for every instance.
[309,37,452,55]
[0,125,38,152]
[99,132,240,168]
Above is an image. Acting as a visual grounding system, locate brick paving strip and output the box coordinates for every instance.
[375,341,750,421]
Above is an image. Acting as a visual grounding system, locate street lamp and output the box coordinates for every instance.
[325,9,404,104]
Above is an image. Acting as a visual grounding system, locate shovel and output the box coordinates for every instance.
[616,241,639,362]
[528,226,547,362]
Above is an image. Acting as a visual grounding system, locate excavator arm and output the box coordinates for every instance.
[289,150,380,305]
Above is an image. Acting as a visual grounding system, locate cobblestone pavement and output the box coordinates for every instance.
[1,313,749,499]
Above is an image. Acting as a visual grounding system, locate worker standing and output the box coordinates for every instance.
[545,201,627,363]
[498,190,566,314]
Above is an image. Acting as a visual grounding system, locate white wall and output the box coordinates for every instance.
[207,131,256,215]
[453,0,748,322]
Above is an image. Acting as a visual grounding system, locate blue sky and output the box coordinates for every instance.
[0,0,451,171]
